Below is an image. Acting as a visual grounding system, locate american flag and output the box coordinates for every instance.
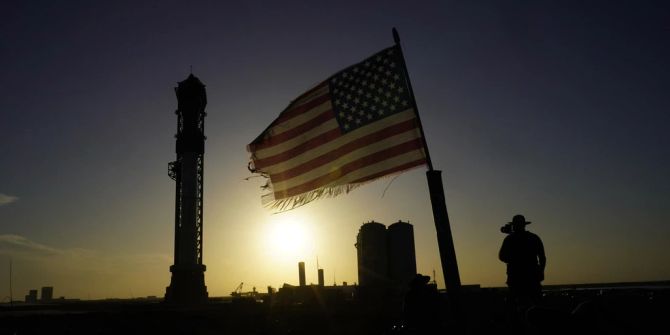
[248,46,427,211]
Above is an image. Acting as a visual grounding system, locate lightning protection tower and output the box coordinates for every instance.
[165,74,209,304]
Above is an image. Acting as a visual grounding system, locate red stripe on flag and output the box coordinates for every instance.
[350,158,426,184]
[275,92,332,124]
[249,109,335,151]
[277,138,425,197]
[253,118,418,169]
[253,128,342,169]
[265,120,421,180]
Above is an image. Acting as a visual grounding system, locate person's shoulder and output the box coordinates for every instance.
[526,231,542,241]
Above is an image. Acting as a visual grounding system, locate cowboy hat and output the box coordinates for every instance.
[509,214,531,225]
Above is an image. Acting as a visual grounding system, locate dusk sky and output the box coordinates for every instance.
[1,0,669,300]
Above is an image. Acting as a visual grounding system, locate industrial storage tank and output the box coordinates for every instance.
[355,221,388,287]
[387,221,417,289]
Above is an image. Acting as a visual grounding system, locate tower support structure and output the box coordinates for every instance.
[165,74,208,304]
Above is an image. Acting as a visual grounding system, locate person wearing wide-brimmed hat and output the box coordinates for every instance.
[499,214,546,304]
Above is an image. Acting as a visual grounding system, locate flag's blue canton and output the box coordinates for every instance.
[329,47,413,133]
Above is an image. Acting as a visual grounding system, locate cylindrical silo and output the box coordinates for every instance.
[355,221,388,287]
[387,221,417,289]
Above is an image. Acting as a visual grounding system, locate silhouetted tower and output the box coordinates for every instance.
[41,286,53,302]
[387,221,417,289]
[165,74,209,304]
[298,262,306,286]
[318,269,325,287]
[356,221,389,287]
[25,289,37,303]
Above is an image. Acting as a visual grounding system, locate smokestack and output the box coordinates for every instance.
[318,269,325,286]
[298,262,306,286]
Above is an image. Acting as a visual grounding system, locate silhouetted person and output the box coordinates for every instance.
[499,214,546,305]
[402,274,440,332]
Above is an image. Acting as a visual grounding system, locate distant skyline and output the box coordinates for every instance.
[1,0,669,300]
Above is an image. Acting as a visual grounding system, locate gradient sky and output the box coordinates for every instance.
[1,0,669,300]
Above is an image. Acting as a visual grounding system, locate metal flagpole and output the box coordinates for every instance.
[392,27,463,320]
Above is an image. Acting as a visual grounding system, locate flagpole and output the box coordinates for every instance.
[392,28,434,171]
[392,27,463,320]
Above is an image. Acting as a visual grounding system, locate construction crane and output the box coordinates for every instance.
[231,282,263,303]
[231,282,244,297]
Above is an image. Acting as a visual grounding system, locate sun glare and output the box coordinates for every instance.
[266,214,313,261]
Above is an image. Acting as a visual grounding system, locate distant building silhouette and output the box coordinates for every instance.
[41,286,53,302]
[355,220,417,290]
[165,74,209,304]
[25,289,37,303]
[272,263,356,306]
[298,261,306,287]
[318,268,325,287]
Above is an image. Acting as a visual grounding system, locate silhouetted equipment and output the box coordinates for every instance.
[231,283,260,303]
[500,222,514,234]
[298,262,306,287]
[41,287,53,302]
[231,282,244,297]
[355,220,417,290]
[165,74,209,304]
[318,269,325,287]
[230,282,265,304]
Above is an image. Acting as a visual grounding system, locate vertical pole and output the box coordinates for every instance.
[393,27,463,321]
[392,28,434,171]
[426,171,462,301]
[9,257,12,307]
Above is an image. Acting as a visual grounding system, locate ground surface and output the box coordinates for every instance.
[1,287,668,334]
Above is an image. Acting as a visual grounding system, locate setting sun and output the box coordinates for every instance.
[265,214,313,261]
